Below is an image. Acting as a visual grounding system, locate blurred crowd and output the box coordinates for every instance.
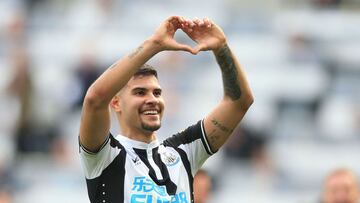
[0,0,360,202]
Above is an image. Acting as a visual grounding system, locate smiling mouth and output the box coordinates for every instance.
[141,109,160,116]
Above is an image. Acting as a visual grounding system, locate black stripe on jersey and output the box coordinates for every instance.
[152,147,177,195]
[85,135,126,203]
[109,133,124,149]
[173,147,194,203]
[163,120,214,155]
[164,121,202,147]
[133,148,177,195]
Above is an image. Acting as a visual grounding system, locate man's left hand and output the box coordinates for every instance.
[180,17,227,54]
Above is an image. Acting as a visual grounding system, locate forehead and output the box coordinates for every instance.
[125,75,161,90]
[326,173,356,187]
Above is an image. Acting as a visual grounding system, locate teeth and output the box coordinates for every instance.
[143,110,158,115]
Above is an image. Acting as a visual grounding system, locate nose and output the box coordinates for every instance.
[145,93,159,105]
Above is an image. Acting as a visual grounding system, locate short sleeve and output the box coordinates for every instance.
[163,120,216,176]
[79,134,122,179]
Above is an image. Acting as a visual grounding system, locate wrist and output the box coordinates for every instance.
[145,36,165,54]
[213,40,228,55]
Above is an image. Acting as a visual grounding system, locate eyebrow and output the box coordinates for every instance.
[131,87,162,92]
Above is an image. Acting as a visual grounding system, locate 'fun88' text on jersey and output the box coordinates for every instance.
[79,120,215,203]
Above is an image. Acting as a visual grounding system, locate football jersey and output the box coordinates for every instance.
[79,120,215,203]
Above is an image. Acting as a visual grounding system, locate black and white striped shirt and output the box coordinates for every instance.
[79,120,214,203]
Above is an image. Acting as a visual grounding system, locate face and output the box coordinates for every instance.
[115,75,165,134]
[323,172,360,203]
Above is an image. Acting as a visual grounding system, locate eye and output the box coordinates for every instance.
[153,89,162,97]
[135,90,145,96]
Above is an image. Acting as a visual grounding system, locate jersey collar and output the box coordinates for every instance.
[116,134,160,150]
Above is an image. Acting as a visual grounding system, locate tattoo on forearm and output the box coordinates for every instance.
[128,46,143,59]
[215,44,242,100]
[211,119,233,133]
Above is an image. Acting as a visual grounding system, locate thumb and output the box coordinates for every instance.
[194,43,207,54]
[173,42,197,55]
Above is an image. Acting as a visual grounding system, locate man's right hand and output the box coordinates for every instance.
[149,16,197,55]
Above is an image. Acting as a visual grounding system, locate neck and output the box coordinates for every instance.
[120,127,157,143]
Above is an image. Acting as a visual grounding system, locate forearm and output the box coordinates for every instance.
[201,43,253,151]
[86,38,161,106]
[214,43,253,108]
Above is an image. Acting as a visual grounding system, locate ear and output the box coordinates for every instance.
[110,95,121,113]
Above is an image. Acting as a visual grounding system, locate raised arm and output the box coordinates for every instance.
[181,18,254,152]
[79,16,196,152]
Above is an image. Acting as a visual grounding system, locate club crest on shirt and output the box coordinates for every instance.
[161,148,180,167]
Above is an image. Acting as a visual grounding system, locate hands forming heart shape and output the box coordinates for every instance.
[151,16,227,55]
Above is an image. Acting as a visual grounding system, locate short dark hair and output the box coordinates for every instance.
[134,64,158,78]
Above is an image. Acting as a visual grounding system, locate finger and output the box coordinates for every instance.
[193,17,201,26]
[180,25,193,33]
[180,17,191,29]
[209,19,215,27]
[203,17,212,28]
[167,15,180,23]
[185,27,193,33]
[179,16,187,27]
[178,16,185,24]
[178,16,188,28]
[186,18,195,28]
[198,18,206,27]
[169,18,181,29]
[169,16,187,30]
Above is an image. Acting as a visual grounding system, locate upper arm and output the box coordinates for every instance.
[203,99,251,152]
[79,90,111,153]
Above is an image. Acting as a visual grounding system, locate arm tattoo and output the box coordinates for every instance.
[215,44,242,100]
[208,129,220,147]
[128,46,143,59]
[211,119,233,133]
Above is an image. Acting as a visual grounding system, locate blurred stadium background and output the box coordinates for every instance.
[1,0,360,202]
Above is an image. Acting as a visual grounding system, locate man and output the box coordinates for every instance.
[194,169,212,203]
[321,168,360,203]
[79,16,253,203]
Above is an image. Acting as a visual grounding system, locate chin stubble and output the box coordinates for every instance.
[141,123,161,132]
